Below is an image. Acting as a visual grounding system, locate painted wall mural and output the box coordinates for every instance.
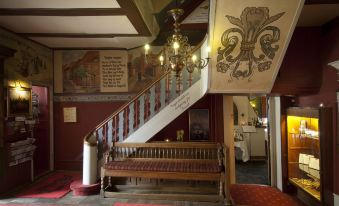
[54,48,163,94]
[0,28,53,85]
[209,0,304,93]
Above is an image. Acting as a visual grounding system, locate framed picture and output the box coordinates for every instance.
[7,87,32,116]
[189,109,209,141]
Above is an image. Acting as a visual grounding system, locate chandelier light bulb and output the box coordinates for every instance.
[159,55,164,65]
[173,42,179,55]
[192,55,197,63]
[144,44,150,55]
[206,46,211,53]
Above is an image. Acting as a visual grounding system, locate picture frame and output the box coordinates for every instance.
[7,87,32,116]
[189,109,209,141]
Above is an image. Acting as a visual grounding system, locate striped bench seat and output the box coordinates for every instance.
[104,160,222,173]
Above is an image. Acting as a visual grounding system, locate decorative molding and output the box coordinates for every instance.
[53,93,135,102]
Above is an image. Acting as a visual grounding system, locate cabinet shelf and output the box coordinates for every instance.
[289,147,313,150]
[289,178,320,201]
[288,133,319,140]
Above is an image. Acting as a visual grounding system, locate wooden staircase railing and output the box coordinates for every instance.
[84,68,201,150]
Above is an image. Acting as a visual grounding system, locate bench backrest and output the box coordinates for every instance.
[109,142,224,165]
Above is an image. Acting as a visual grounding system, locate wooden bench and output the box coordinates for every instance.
[101,142,230,203]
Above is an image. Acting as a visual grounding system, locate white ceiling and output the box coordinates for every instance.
[0,0,120,9]
[0,16,138,34]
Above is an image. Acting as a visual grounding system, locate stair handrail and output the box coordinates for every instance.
[83,69,171,144]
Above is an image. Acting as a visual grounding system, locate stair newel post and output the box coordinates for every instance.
[128,102,135,136]
[150,86,155,118]
[138,94,145,127]
[118,110,124,142]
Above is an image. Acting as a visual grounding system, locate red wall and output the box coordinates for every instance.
[272,27,322,95]
[32,86,50,176]
[150,94,224,143]
[53,101,124,170]
[296,21,339,195]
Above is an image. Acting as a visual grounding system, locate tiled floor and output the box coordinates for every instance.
[0,178,226,206]
[0,192,227,206]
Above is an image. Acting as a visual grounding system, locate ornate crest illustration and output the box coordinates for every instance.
[216,7,285,81]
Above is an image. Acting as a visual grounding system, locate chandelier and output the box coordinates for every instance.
[144,8,210,77]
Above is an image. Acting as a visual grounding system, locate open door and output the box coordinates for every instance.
[32,85,50,177]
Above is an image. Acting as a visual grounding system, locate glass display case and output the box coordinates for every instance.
[287,107,321,201]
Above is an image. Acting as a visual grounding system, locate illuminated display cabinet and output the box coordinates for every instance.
[286,107,332,205]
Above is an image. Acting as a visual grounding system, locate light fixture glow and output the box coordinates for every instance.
[144,8,209,77]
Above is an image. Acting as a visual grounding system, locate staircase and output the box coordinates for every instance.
[82,38,210,185]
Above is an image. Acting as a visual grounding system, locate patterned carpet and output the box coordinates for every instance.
[230,184,306,206]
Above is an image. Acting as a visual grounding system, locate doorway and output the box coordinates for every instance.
[32,85,50,177]
[233,95,270,185]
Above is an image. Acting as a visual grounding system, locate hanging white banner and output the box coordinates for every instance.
[208,0,304,93]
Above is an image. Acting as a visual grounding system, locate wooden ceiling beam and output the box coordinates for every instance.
[117,0,151,36]
[0,8,125,16]
[21,33,142,38]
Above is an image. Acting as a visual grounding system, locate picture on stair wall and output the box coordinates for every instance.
[209,0,304,93]
[54,50,128,93]
[189,109,209,141]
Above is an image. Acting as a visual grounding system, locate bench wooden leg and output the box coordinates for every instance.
[100,176,105,197]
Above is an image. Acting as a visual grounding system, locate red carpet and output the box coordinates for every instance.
[230,184,306,206]
[15,171,81,198]
[113,203,172,206]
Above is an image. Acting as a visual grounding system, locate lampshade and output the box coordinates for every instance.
[145,8,210,77]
